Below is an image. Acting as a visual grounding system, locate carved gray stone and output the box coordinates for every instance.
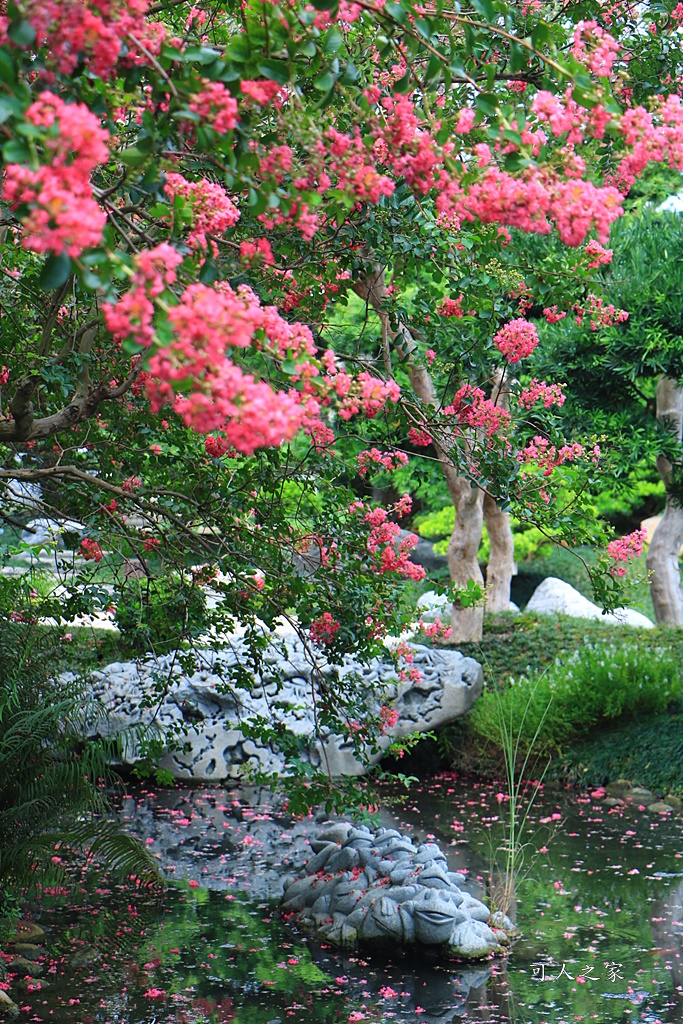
[281,823,514,959]
[65,634,483,781]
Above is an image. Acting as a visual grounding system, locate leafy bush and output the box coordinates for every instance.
[0,615,159,918]
[553,699,683,793]
[413,507,551,563]
[469,643,682,758]
[115,575,209,654]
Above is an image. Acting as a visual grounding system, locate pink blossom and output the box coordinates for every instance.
[444,384,511,437]
[164,172,240,251]
[493,319,539,363]
[438,295,464,318]
[408,427,432,447]
[80,538,103,562]
[189,79,239,133]
[309,612,341,645]
[607,529,646,577]
[518,380,566,410]
[572,20,621,77]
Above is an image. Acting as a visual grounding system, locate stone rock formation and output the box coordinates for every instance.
[526,577,654,628]
[67,635,483,780]
[281,822,515,958]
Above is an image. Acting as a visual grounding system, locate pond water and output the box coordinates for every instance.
[9,773,683,1024]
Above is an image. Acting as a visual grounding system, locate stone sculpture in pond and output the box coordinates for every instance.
[281,822,516,958]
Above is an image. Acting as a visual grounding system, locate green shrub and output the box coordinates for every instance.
[414,508,551,563]
[0,616,159,918]
[115,575,209,654]
[469,643,682,757]
[553,699,683,793]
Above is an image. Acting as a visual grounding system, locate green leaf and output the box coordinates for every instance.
[0,95,22,125]
[323,27,344,54]
[39,254,72,292]
[257,59,290,84]
[2,139,29,163]
[509,40,527,74]
[531,22,551,48]
[341,60,358,84]
[308,0,339,9]
[8,18,36,46]
[385,2,407,23]
[224,35,250,62]
[118,146,149,167]
[0,49,16,84]
[247,187,268,215]
[475,93,498,117]
[393,74,412,94]
[470,0,497,22]
[199,259,218,284]
[314,70,335,91]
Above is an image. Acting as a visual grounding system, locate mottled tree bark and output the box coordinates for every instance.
[647,376,683,625]
[483,371,515,613]
[483,492,515,613]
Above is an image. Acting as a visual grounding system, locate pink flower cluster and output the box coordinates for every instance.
[351,498,426,582]
[19,0,166,79]
[543,306,567,324]
[0,367,9,387]
[205,435,233,458]
[103,242,183,347]
[164,172,240,251]
[572,20,621,77]
[439,166,623,246]
[531,89,610,144]
[375,95,441,194]
[408,426,432,447]
[494,319,539,363]
[239,238,275,266]
[309,612,341,645]
[519,436,584,476]
[518,380,566,410]
[584,239,613,269]
[379,705,400,734]
[3,92,108,258]
[574,294,628,330]
[80,538,103,562]
[444,385,511,437]
[189,80,239,134]
[240,79,282,105]
[615,95,683,193]
[417,617,453,639]
[392,640,422,684]
[607,528,646,577]
[438,295,464,318]
[357,448,409,477]
[330,370,401,420]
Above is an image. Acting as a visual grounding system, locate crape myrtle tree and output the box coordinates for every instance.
[0,0,680,806]
[527,208,683,626]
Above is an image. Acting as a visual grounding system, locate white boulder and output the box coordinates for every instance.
[526,577,654,629]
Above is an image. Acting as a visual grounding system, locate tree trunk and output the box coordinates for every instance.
[444,470,485,641]
[482,369,515,613]
[483,492,515,612]
[647,376,683,625]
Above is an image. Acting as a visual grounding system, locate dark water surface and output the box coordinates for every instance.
[10,774,683,1024]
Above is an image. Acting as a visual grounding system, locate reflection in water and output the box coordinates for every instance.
[9,775,683,1024]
